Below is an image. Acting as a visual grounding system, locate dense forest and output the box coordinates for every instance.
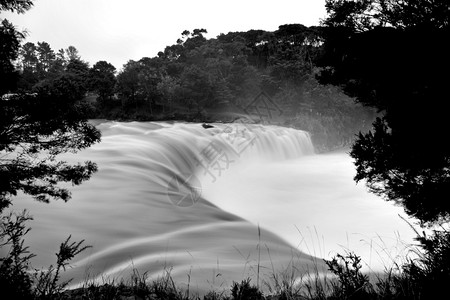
[7,25,375,151]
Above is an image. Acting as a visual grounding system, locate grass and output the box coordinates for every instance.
[1,209,449,299]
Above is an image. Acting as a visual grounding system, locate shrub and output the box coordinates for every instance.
[401,229,450,299]
[0,210,35,300]
[0,210,90,300]
[324,252,373,300]
[231,278,263,300]
[34,235,91,298]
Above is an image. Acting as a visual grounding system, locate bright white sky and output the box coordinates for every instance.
[3,0,327,70]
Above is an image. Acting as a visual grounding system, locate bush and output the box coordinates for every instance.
[401,229,450,299]
[0,210,35,300]
[0,210,90,300]
[324,252,373,300]
[231,278,263,300]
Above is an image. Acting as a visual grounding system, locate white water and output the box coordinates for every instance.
[8,121,416,293]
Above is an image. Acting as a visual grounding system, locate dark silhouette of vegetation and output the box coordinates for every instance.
[1,1,98,298]
[231,278,263,300]
[324,252,372,299]
[318,0,450,226]
[1,1,101,211]
[0,211,34,299]
[33,235,90,298]
[317,1,450,299]
[0,17,23,95]
[0,210,90,300]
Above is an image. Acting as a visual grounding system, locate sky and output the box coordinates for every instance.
[2,0,327,70]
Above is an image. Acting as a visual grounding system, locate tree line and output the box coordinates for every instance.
[9,25,374,151]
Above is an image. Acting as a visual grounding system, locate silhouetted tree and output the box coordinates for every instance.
[62,58,90,99]
[0,0,101,212]
[19,42,38,71]
[0,91,101,212]
[36,41,55,76]
[65,45,80,61]
[318,0,450,225]
[0,19,23,95]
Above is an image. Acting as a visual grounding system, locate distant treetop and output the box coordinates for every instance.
[0,0,34,14]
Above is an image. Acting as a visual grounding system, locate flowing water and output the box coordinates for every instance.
[8,121,417,293]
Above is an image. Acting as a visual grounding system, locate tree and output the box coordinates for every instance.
[116,60,140,109]
[177,64,215,114]
[17,42,39,90]
[157,75,179,112]
[0,0,33,13]
[0,19,23,95]
[63,57,90,98]
[318,0,450,225]
[0,0,101,212]
[65,45,80,61]
[181,28,208,51]
[0,90,101,212]
[269,24,322,84]
[1,3,97,298]
[47,48,67,78]
[88,60,116,103]
[36,41,55,75]
[19,42,38,71]
[115,58,165,114]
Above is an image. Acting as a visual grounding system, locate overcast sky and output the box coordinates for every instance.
[3,0,327,70]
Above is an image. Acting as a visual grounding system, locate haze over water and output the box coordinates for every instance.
[9,121,417,293]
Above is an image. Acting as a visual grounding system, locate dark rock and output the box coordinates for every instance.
[202,123,214,129]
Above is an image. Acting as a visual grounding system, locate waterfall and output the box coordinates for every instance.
[9,121,415,294]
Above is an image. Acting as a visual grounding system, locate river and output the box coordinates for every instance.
[9,121,417,293]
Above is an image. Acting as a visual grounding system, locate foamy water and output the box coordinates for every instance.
[7,121,416,293]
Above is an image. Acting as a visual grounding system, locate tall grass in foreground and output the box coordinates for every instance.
[1,210,449,299]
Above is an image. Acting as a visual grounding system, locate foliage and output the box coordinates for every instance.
[0,0,33,13]
[323,0,449,31]
[10,24,374,150]
[0,91,101,211]
[231,278,263,300]
[398,228,450,299]
[320,230,450,300]
[0,210,91,300]
[318,0,450,225]
[351,117,450,225]
[34,235,91,298]
[0,18,24,94]
[318,3,450,298]
[0,210,34,299]
[1,0,101,212]
[88,60,116,103]
[324,252,372,299]
[1,2,97,299]
[17,42,81,89]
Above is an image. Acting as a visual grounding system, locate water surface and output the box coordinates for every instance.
[8,121,416,293]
